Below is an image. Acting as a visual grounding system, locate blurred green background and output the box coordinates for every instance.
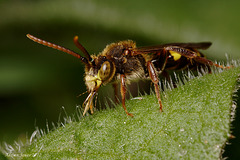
[0,0,240,158]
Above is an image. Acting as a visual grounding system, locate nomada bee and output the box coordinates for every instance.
[26,34,230,117]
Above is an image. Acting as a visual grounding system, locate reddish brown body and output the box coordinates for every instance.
[26,34,230,117]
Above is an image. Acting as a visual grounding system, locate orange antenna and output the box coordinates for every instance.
[74,36,92,62]
[26,34,89,64]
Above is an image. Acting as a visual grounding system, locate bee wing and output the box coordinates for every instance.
[134,42,212,53]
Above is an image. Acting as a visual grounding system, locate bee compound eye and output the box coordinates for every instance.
[99,61,111,81]
[102,63,108,72]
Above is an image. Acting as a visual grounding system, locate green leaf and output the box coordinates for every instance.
[0,151,9,160]
[5,67,240,159]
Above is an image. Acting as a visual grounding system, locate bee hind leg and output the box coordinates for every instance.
[194,56,231,69]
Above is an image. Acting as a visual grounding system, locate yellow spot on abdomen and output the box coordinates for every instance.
[169,51,181,61]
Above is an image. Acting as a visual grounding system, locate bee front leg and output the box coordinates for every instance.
[120,74,134,117]
[147,61,163,112]
[112,83,120,104]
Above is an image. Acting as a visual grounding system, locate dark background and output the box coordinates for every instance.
[0,0,240,158]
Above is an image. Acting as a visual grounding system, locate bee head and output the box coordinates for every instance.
[85,56,116,92]
[83,56,116,116]
[26,34,116,115]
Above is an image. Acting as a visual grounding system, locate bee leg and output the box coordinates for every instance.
[112,83,120,104]
[194,56,231,69]
[120,74,134,117]
[147,61,163,112]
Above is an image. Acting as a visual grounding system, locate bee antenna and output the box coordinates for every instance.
[26,34,89,65]
[73,36,92,62]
